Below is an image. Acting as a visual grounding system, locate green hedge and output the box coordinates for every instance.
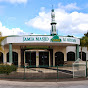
[0,65,17,75]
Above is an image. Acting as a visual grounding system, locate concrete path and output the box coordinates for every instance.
[0,80,88,88]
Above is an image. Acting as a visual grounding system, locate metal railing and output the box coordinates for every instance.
[0,64,87,79]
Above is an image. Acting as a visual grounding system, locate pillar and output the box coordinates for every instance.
[9,43,12,63]
[18,50,21,67]
[76,44,79,60]
[3,52,6,64]
[53,50,55,66]
[36,51,39,67]
[64,47,67,61]
[49,51,51,66]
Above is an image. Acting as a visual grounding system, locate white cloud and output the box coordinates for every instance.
[58,3,80,11]
[0,0,27,4]
[25,3,88,36]
[0,22,27,36]
[25,11,51,31]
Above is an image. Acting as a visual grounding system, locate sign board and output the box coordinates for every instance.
[2,35,80,45]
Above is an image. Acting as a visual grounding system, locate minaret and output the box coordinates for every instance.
[50,8,57,35]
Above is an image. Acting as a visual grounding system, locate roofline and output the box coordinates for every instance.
[3,35,79,39]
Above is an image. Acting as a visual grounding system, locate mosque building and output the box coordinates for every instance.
[1,8,86,67]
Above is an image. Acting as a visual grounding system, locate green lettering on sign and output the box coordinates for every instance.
[23,37,34,41]
[36,37,49,41]
[51,35,61,42]
[67,38,76,42]
[23,37,49,42]
[63,38,66,41]
[36,37,39,41]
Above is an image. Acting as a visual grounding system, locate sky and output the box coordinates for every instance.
[0,0,88,37]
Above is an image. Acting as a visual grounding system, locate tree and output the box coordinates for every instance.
[67,35,74,37]
[0,32,6,52]
[80,32,88,60]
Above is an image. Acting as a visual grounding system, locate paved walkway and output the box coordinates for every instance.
[0,79,88,88]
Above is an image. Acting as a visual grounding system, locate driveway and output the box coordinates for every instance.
[0,80,88,88]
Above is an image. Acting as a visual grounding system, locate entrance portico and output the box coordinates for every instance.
[1,35,80,67]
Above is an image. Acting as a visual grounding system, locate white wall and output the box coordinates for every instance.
[66,46,88,60]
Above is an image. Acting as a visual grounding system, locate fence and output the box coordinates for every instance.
[0,65,76,79]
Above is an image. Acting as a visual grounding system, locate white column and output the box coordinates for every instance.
[9,43,12,63]
[18,50,21,67]
[53,50,55,66]
[49,51,50,66]
[64,47,67,61]
[3,52,7,64]
[36,51,39,67]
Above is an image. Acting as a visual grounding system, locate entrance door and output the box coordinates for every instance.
[39,52,49,66]
[55,52,64,66]
[25,51,36,66]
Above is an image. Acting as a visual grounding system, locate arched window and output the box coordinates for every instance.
[79,52,86,61]
[67,52,75,61]
[55,52,64,66]
[7,51,18,65]
[0,52,3,63]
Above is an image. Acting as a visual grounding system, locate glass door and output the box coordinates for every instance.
[25,51,36,67]
[39,52,49,66]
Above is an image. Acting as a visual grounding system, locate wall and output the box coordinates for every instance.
[2,45,88,67]
[52,46,66,66]
[66,46,88,60]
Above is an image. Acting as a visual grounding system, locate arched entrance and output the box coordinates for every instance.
[7,51,18,65]
[67,52,75,61]
[0,52,3,63]
[55,52,64,66]
[79,52,86,61]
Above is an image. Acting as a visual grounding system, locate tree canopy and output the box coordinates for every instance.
[80,32,88,50]
[0,32,6,52]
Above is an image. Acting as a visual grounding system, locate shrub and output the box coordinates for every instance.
[11,65,17,71]
[0,64,17,75]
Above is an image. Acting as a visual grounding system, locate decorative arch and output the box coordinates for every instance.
[79,52,86,61]
[55,51,64,66]
[0,52,3,63]
[7,51,18,65]
[67,52,75,61]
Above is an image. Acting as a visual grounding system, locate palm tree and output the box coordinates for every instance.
[0,32,6,52]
